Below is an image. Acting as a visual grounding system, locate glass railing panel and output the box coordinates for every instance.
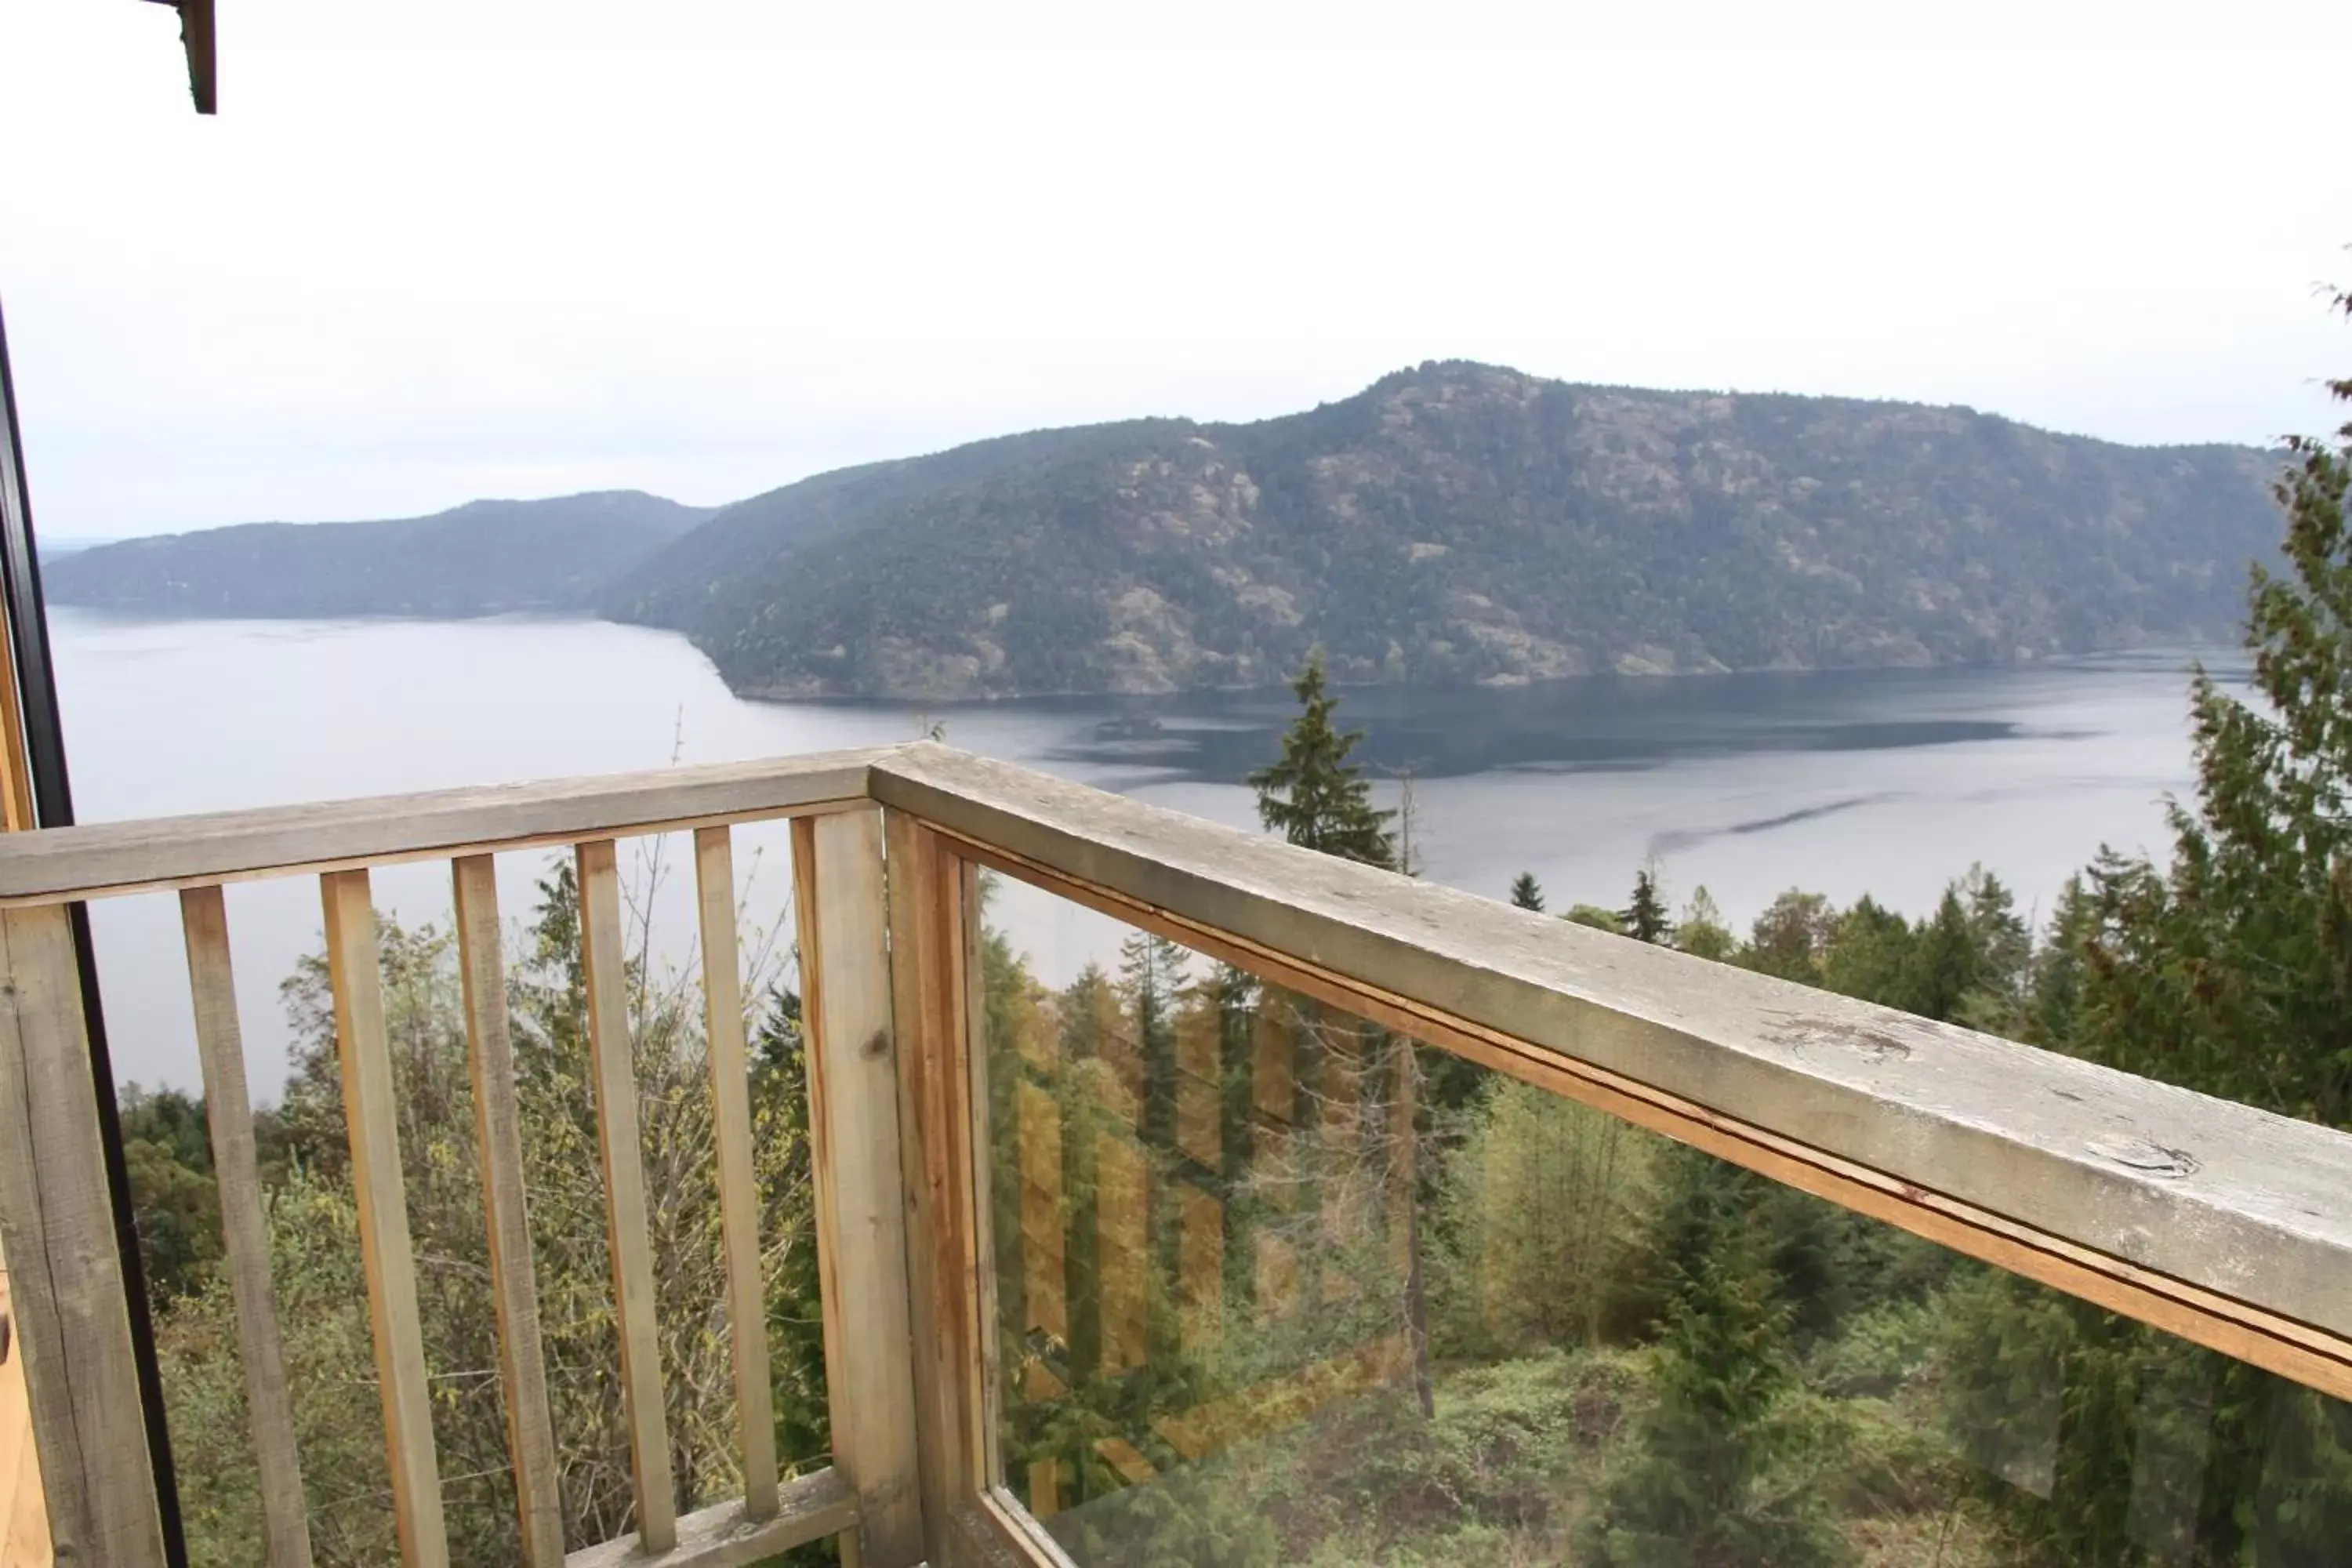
[975,873,2352,1568]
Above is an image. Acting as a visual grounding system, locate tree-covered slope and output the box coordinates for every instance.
[611,364,2284,699]
[45,491,712,618]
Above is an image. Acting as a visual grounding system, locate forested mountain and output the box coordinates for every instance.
[44,491,710,618]
[44,368,2285,695]
[611,364,2283,699]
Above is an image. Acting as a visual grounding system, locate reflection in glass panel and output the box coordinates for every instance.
[977,877,2352,1566]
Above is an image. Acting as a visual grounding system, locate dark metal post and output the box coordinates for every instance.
[0,292,189,1566]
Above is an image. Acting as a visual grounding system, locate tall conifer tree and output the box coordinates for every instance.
[1621,867,1675,946]
[1248,652,1396,869]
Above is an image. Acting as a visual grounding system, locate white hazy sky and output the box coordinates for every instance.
[2,0,2347,540]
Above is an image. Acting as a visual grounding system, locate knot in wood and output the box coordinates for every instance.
[1768,1014,1913,1062]
[2086,1133,2199,1179]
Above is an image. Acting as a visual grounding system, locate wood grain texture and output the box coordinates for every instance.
[880,813,990,1565]
[576,839,679,1554]
[451,856,564,1566]
[0,904,167,1566]
[793,810,924,1568]
[561,1468,858,1568]
[691,827,779,1518]
[0,746,899,909]
[321,869,449,1567]
[869,744,2352,1365]
[180,885,314,1568]
[956,859,1006,1490]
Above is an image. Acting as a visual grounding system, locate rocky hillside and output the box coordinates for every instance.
[45,491,712,619]
[609,365,2282,699]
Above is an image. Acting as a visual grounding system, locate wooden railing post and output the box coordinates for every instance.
[181,886,314,1568]
[691,827,780,1521]
[879,813,996,1565]
[321,869,450,1568]
[0,903,168,1566]
[793,808,925,1566]
[575,840,678,1555]
[451,857,564,1567]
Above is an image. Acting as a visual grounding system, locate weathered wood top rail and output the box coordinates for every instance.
[0,746,894,906]
[869,742,2352,1377]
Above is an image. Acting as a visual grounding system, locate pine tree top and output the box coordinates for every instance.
[1248,652,1397,870]
[1622,867,1675,946]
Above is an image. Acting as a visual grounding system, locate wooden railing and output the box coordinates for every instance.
[0,741,2349,1567]
[0,749,909,1568]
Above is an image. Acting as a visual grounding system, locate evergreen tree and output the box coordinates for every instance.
[2071,284,2352,1125]
[118,1084,222,1308]
[1745,890,1836,985]
[1942,286,2352,1566]
[1508,871,1546,912]
[1120,931,1189,1366]
[1820,895,1916,1012]
[1905,887,1989,1023]
[1950,867,2031,1033]
[1057,964,1116,1399]
[2021,874,2099,1049]
[1673,887,1739,963]
[1621,866,1675,946]
[1590,1149,1849,1567]
[1248,652,1396,869]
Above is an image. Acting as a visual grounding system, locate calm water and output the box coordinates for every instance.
[46,608,2238,1094]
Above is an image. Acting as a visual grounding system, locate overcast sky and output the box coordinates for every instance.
[2,0,2347,540]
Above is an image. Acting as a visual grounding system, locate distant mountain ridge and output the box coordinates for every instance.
[44,491,711,619]
[610,363,2284,698]
[43,366,2288,697]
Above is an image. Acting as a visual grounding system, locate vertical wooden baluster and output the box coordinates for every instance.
[0,904,168,1568]
[880,811,988,1564]
[180,885,314,1568]
[320,869,448,1568]
[451,856,563,1566]
[575,839,677,1553]
[955,858,1006,1486]
[793,809,924,1566]
[692,826,779,1518]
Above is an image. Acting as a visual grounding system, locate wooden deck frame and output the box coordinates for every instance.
[322,869,448,1567]
[452,857,564,1566]
[9,741,2352,1567]
[794,809,925,1567]
[0,904,166,1567]
[868,744,2352,1397]
[180,886,314,1568]
[693,827,781,1521]
[577,840,679,1555]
